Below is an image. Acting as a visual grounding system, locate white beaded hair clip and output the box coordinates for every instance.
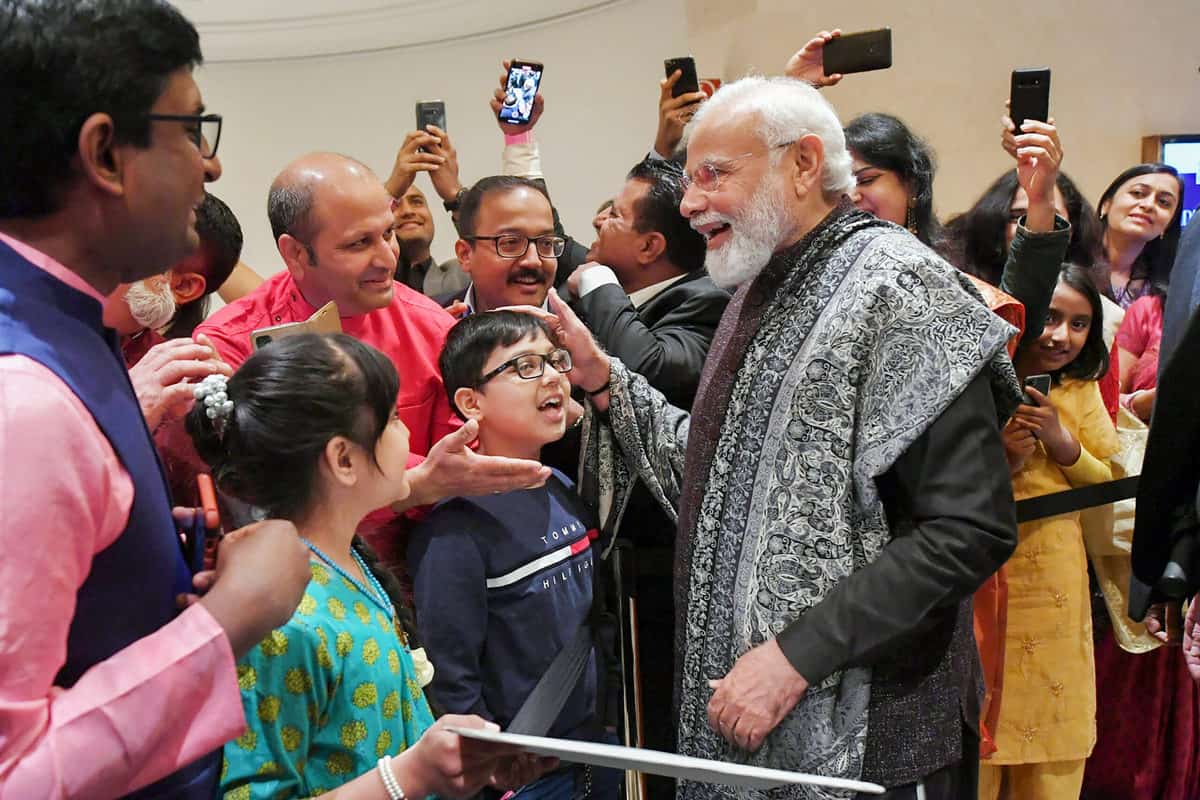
[193,374,235,434]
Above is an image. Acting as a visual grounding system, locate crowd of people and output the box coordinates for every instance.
[2,3,1198,800]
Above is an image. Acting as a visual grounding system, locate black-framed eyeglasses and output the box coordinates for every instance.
[478,348,573,385]
[465,234,566,259]
[146,113,222,159]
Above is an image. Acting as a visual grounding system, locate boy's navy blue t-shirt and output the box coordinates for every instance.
[409,470,598,739]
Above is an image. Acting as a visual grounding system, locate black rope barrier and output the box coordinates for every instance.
[1015,475,1141,524]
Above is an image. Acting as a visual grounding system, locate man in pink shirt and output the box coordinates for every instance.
[195,153,551,568]
[0,2,312,798]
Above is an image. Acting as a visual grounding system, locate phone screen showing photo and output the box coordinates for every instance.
[499,63,543,125]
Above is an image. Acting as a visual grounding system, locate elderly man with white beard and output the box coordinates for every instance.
[105,274,229,432]
[539,76,1022,800]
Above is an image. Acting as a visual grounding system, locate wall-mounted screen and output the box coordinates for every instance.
[1159,135,1200,228]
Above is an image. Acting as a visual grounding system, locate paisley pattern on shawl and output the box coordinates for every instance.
[582,211,1020,799]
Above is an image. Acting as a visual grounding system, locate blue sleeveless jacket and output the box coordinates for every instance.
[0,240,220,799]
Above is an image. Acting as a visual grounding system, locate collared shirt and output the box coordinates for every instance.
[575,265,689,310]
[462,283,551,316]
[0,232,243,798]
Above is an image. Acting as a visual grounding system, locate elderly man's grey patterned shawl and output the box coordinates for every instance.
[581,212,1020,799]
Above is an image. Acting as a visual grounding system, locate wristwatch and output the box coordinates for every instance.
[443,187,467,213]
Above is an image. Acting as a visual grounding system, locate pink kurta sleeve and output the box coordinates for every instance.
[0,355,245,799]
[1114,296,1154,357]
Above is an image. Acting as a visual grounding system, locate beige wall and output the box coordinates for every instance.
[196,0,688,280]
[687,0,1200,218]
[196,0,1199,284]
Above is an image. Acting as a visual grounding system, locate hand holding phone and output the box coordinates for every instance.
[185,474,224,574]
[784,29,846,87]
[820,28,892,76]
[1022,373,1052,405]
[658,58,707,158]
[664,57,700,98]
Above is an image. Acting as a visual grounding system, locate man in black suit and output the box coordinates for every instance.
[1131,214,1200,630]
[568,157,728,800]
[569,157,729,408]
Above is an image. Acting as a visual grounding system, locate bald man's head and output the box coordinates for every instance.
[267,152,378,248]
[269,152,401,316]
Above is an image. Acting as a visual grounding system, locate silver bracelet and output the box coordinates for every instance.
[377,755,406,800]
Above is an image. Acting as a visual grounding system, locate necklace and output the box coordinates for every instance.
[302,538,392,616]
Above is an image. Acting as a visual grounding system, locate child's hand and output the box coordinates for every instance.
[1012,387,1080,466]
[1185,595,1200,683]
[1002,419,1037,474]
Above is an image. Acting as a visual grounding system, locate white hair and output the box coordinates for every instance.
[125,277,177,331]
[686,75,855,198]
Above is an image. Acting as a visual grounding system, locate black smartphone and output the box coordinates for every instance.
[664,56,700,97]
[822,28,892,75]
[415,100,446,132]
[499,60,544,126]
[1009,68,1050,132]
[1023,373,1052,404]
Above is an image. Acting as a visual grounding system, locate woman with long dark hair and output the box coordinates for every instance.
[944,170,1104,288]
[1096,163,1184,307]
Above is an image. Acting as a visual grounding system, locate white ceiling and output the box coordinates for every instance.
[178,0,621,62]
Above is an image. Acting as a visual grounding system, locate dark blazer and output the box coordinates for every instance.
[1130,218,1200,617]
[1130,309,1200,615]
[1161,213,1200,370]
[573,270,729,409]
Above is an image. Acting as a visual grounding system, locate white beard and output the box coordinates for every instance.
[694,179,792,290]
[125,278,177,331]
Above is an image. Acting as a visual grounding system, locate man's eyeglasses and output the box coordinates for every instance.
[478,348,573,385]
[146,113,223,159]
[682,140,796,193]
[465,234,566,259]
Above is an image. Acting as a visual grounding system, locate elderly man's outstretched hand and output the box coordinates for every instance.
[499,289,613,411]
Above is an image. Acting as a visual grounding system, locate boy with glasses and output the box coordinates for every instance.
[410,310,621,800]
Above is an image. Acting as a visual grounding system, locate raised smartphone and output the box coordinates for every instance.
[499,60,544,125]
[1009,68,1050,132]
[415,100,446,132]
[1023,373,1052,404]
[822,28,893,75]
[664,56,700,97]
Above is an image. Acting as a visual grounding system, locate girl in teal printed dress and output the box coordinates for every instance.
[188,333,548,800]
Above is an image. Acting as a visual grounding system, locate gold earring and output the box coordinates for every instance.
[906,205,918,235]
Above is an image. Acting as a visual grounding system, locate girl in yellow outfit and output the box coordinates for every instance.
[981,265,1119,800]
